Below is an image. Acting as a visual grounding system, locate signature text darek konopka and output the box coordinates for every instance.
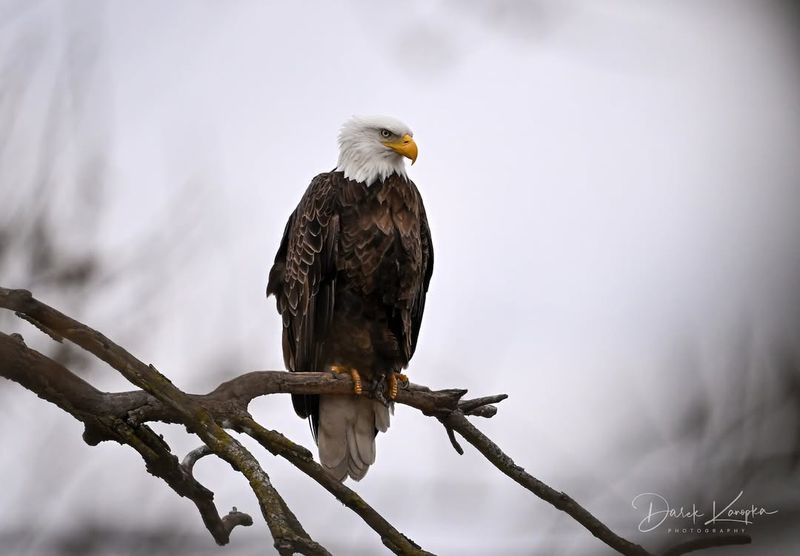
[631,491,778,533]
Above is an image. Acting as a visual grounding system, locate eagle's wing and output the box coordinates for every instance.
[407,183,434,360]
[267,172,339,434]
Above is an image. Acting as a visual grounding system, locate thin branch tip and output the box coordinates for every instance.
[181,445,213,472]
[222,508,254,534]
[443,422,464,455]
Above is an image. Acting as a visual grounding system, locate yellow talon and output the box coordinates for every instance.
[388,372,408,400]
[330,365,362,395]
[350,368,363,395]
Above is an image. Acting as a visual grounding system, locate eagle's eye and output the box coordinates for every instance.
[379,129,391,139]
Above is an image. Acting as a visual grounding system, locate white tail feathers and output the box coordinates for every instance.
[317,395,391,481]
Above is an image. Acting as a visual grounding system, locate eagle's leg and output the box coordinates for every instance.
[330,364,363,395]
[387,372,409,400]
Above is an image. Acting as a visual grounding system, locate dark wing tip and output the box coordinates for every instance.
[266,262,284,299]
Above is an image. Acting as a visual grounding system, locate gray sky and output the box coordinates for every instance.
[1,1,799,555]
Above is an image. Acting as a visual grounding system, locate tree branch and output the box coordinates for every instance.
[0,288,326,555]
[0,287,753,555]
[236,416,433,556]
[0,331,253,546]
[443,410,651,555]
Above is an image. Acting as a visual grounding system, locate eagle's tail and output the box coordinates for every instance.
[317,395,391,481]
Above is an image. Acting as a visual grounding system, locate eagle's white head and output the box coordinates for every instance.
[335,115,418,186]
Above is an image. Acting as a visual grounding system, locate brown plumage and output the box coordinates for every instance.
[267,168,433,480]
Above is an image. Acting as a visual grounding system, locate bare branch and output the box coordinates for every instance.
[442,424,464,455]
[181,445,214,473]
[0,331,252,546]
[442,411,752,556]
[0,286,753,556]
[458,393,508,413]
[221,508,255,538]
[237,416,433,556]
[0,288,327,555]
[442,410,652,555]
[458,394,508,418]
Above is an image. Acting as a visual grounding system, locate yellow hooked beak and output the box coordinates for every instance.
[383,134,418,165]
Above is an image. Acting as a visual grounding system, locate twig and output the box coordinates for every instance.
[221,508,254,537]
[181,445,214,473]
[442,424,464,455]
[180,443,254,541]
[458,394,508,414]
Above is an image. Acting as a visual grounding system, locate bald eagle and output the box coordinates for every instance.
[267,116,433,481]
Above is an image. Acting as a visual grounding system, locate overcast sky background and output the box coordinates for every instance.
[1,1,799,555]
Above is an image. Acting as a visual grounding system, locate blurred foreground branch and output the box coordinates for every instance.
[0,287,751,556]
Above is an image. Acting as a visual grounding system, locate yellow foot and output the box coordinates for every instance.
[330,365,363,395]
[387,372,409,400]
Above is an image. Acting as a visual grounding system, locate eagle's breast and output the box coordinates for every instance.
[337,174,423,307]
